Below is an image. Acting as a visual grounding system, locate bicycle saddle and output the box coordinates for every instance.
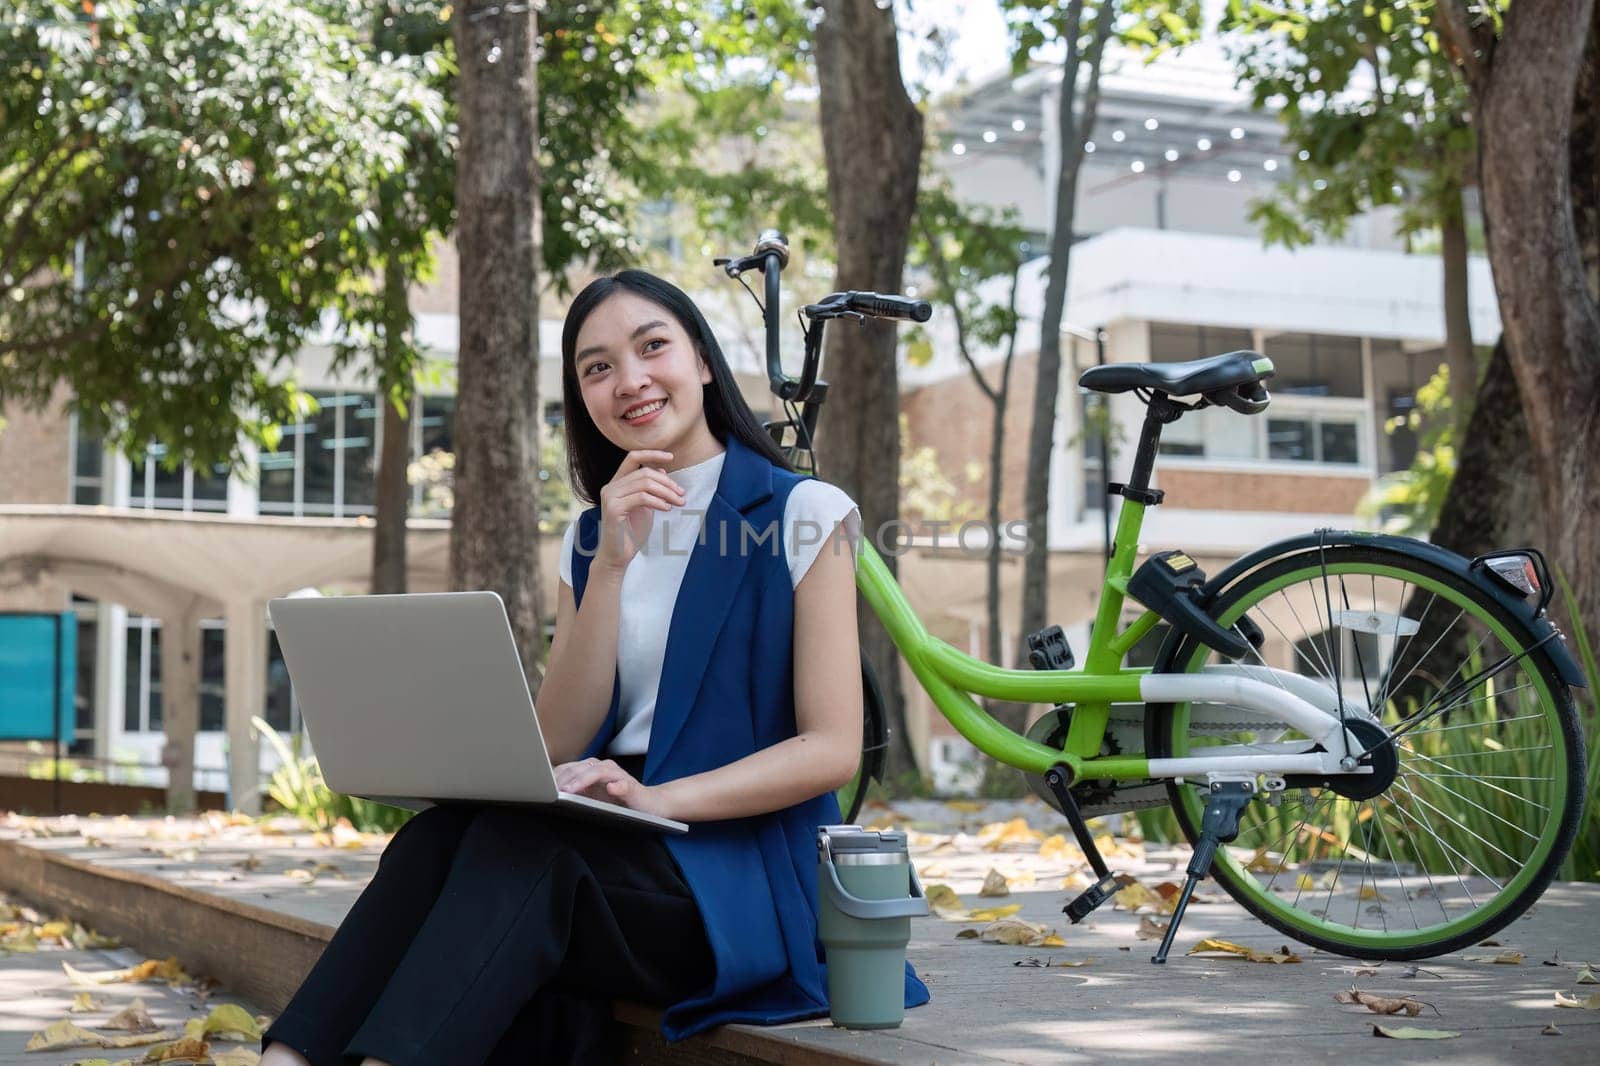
[1078,351,1274,397]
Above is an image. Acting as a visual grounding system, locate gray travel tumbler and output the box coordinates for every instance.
[816,824,929,1029]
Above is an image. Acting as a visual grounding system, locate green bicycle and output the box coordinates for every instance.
[716,231,1589,962]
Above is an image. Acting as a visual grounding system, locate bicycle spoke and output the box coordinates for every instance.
[1396,773,1521,873]
[1370,800,1421,930]
[1388,774,1487,900]
[1403,748,1552,818]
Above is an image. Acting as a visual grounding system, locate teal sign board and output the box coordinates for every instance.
[0,613,76,742]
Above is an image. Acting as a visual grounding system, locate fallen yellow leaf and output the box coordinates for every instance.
[70,992,104,1013]
[1114,880,1165,914]
[978,817,1043,849]
[1038,834,1077,861]
[967,904,1022,922]
[943,800,986,813]
[923,884,968,920]
[1186,938,1301,964]
[182,1002,263,1043]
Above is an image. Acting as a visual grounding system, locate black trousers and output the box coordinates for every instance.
[261,762,714,1066]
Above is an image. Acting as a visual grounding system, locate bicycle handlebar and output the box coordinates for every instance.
[841,291,932,323]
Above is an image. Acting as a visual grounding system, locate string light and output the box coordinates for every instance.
[982,130,997,143]
[1012,118,1026,131]
[1164,148,1179,161]
[1111,129,1125,142]
[1144,118,1159,130]
[1084,141,1096,152]
[1196,137,1212,151]
[1227,169,1241,182]
[1229,127,1245,140]
[1263,159,1278,172]
[951,142,966,156]
[1130,160,1145,173]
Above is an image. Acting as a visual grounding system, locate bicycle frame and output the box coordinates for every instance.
[854,493,1373,786]
[716,231,1368,788]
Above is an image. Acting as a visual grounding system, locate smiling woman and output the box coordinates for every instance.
[259,271,926,1066]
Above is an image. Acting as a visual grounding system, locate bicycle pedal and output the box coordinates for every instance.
[1026,625,1075,671]
[1063,872,1134,924]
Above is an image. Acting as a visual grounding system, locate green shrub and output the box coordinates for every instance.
[250,716,414,834]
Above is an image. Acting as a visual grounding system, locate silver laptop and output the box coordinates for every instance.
[266,591,687,834]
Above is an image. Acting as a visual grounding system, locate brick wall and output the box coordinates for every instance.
[1157,467,1370,513]
[0,383,72,505]
[900,351,1038,527]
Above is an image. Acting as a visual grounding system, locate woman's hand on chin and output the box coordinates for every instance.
[553,758,673,819]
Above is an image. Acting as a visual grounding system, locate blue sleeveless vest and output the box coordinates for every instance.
[568,435,929,1041]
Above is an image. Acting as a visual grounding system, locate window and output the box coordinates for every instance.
[257,391,379,518]
[123,617,162,733]
[1261,332,1363,398]
[1149,322,1255,364]
[412,394,456,517]
[265,630,300,734]
[200,627,225,732]
[129,444,231,512]
[70,416,105,504]
[1267,413,1362,465]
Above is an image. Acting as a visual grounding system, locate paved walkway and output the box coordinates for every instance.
[2,802,1598,1064]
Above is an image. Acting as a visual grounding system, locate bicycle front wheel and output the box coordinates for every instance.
[1147,545,1586,959]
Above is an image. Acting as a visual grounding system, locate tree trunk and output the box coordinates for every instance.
[814,0,924,782]
[1439,181,1478,416]
[1019,4,1111,706]
[449,0,546,687]
[371,258,411,596]
[1471,0,1600,645]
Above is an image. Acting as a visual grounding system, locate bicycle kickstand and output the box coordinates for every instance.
[1044,765,1134,924]
[1152,776,1255,964]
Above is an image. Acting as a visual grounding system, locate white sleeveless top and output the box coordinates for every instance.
[558,448,860,755]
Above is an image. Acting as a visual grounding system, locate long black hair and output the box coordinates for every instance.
[560,269,792,504]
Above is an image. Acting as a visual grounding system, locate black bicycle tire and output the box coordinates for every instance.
[1144,544,1586,959]
[838,655,889,825]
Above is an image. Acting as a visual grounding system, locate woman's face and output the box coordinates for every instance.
[572,290,714,456]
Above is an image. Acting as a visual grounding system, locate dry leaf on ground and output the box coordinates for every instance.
[1554,991,1600,1009]
[1574,964,1598,984]
[1135,916,1169,941]
[978,818,1043,850]
[1038,834,1078,861]
[1333,989,1427,1017]
[143,1035,212,1061]
[24,1020,175,1052]
[212,1047,262,1065]
[182,1003,263,1043]
[1463,951,1525,965]
[923,884,968,920]
[99,999,160,1033]
[943,800,986,813]
[968,903,1022,922]
[1372,1025,1459,1039]
[1186,938,1301,964]
[978,918,1064,947]
[1113,880,1168,914]
[70,992,105,1013]
[979,869,1010,897]
[1542,1023,1562,1035]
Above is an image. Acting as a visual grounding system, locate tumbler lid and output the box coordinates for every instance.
[817,824,908,860]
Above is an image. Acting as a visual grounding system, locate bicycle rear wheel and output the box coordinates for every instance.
[1147,545,1585,959]
[835,656,889,824]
